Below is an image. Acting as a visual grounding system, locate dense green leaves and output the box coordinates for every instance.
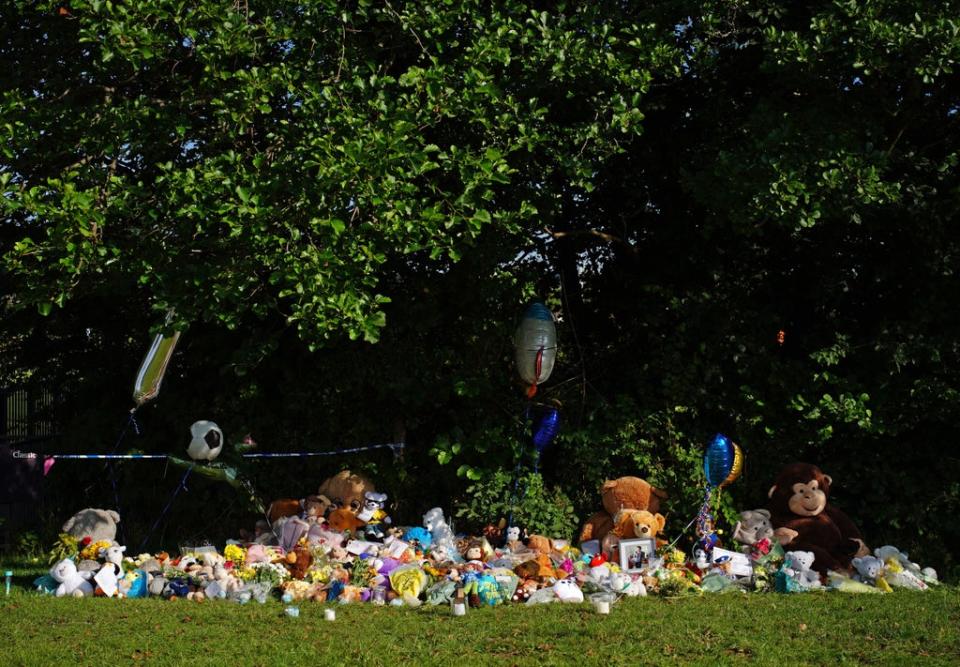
[2,1,960,575]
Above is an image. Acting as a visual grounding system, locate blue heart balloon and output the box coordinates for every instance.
[532,407,561,454]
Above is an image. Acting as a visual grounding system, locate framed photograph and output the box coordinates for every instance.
[619,537,657,573]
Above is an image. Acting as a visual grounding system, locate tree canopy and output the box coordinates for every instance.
[2,1,959,573]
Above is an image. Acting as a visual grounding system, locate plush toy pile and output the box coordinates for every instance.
[33,467,940,605]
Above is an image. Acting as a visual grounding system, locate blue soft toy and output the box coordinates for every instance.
[402,527,433,551]
[123,569,148,598]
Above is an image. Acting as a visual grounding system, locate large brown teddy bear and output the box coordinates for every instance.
[578,476,667,544]
[317,470,375,515]
[767,463,868,575]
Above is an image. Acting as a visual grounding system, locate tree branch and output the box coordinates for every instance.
[546,227,638,255]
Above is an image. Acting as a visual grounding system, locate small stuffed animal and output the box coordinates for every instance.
[303,494,333,522]
[605,572,646,597]
[462,538,486,562]
[357,491,391,540]
[612,509,666,543]
[851,555,885,586]
[284,545,313,580]
[525,534,556,555]
[93,543,127,596]
[873,546,922,575]
[402,527,433,551]
[62,508,121,543]
[552,579,584,603]
[100,543,126,569]
[732,509,774,547]
[422,507,456,552]
[504,526,523,552]
[50,558,94,597]
[328,508,365,534]
[782,551,822,589]
[266,498,303,524]
[482,522,505,548]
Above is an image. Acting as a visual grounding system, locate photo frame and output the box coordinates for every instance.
[619,537,657,573]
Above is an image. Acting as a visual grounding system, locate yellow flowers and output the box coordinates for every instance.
[79,540,112,561]
[224,544,246,566]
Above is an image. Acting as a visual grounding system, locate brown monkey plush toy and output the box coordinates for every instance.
[767,463,869,575]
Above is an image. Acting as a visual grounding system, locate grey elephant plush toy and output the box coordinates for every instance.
[732,509,774,548]
[62,508,121,543]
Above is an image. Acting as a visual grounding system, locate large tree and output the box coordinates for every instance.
[3,1,959,572]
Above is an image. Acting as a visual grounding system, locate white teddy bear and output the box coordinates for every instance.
[422,507,456,552]
[783,551,822,589]
[50,559,94,597]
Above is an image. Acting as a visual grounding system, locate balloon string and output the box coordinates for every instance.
[665,514,699,551]
[138,463,193,553]
[106,409,139,546]
[507,410,533,529]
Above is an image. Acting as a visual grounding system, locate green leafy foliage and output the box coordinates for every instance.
[455,471,577,540]
[2,1,960,576]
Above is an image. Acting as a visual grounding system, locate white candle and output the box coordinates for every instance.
[594,600,610,614]
[324,608,336,621]
[452,602,466,616]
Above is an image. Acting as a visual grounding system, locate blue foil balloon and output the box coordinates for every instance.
[532,407,561,454]
[703,433,743,488]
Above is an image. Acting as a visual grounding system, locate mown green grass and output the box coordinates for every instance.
[1,563,957,666]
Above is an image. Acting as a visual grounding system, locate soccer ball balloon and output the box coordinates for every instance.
[187,420,224,461]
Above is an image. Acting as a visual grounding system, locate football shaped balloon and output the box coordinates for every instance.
[514,302,557,397]
[187,420,224,461]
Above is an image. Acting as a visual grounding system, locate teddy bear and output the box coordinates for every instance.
[767,463,868,575]
[317,470,376,515]
[851,555,886,588]
[514,559,548,583]
[781,550,822,589]
[525,534,559,555]
[284,545,313,580]
[327,508,365,534]
[578,477,667,544]
[62,508,121,543]
[266,498,304,524]
[303,494,333,522]
[422,507,456,553]
[50,558,94,597]
[612,509,666,543]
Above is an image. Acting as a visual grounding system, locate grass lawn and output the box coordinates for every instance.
[1,562,958,666]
